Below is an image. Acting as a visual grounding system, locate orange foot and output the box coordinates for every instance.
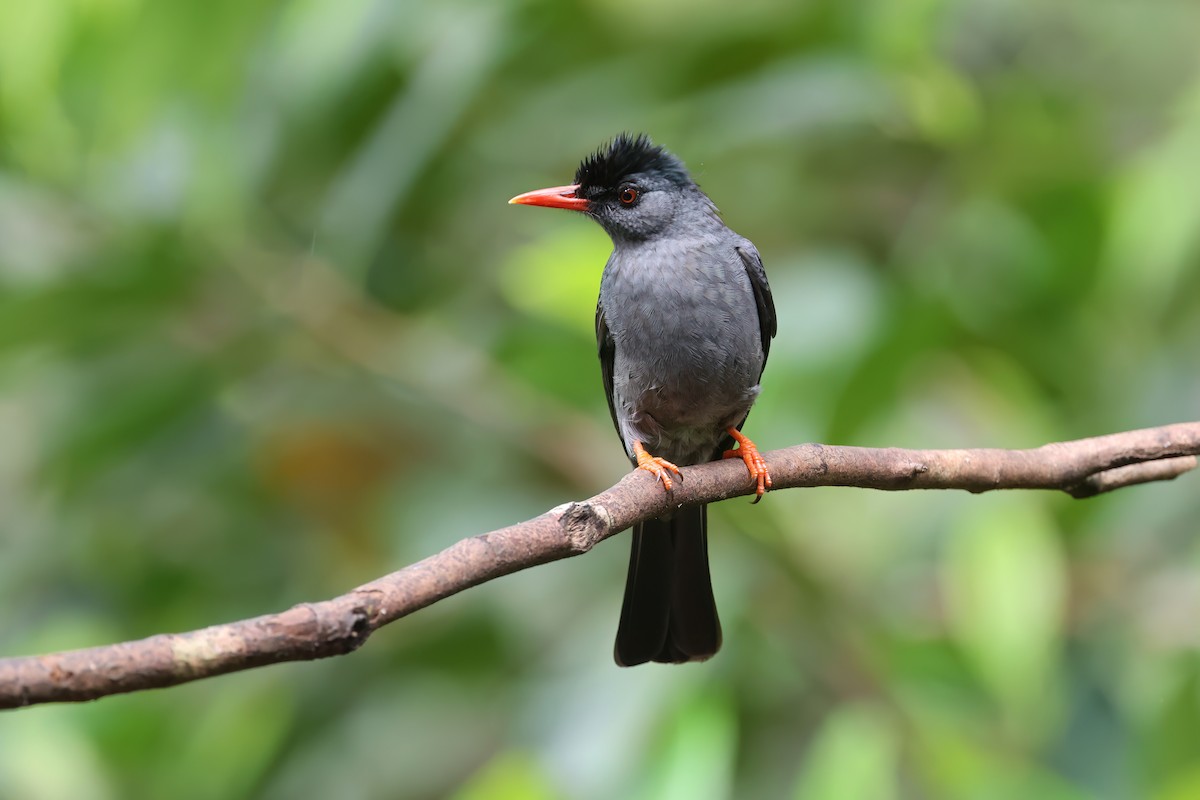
[633,440,682,491]
[723,428,772,503]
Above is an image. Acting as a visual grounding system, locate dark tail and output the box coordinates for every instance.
[613,504,722,666]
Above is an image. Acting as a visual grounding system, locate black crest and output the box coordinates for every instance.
[574,133,692,193]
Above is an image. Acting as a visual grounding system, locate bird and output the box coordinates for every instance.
[509,133,775,666]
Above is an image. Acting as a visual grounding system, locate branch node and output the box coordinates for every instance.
[349,606,373,641]
[299,599,374,654]
[1067,455,1199,498]
[560,501,613,553]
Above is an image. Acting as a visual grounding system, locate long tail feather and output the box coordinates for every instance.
[614,505,721,666]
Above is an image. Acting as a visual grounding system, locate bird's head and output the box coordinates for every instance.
[510,133,706,242]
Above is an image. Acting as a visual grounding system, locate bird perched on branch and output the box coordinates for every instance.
[510,134,776,666]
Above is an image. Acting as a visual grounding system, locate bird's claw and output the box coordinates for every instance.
[723,429,771,502]
[633,442,681,491]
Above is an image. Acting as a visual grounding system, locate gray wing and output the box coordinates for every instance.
[596,300,624,449]
[715,242,776,453]
[735,243,776,375]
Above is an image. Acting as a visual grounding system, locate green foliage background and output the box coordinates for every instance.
[2,0,1200,797]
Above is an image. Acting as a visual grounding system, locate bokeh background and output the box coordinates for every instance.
[2,0,1200,797]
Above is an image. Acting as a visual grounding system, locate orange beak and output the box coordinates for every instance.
[508,184,589,211]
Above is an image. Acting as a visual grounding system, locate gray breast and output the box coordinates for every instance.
[600,236,764,464]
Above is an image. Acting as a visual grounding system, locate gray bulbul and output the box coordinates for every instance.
[510,134,776,666]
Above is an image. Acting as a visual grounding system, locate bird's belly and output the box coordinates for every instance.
[611,322,762,465]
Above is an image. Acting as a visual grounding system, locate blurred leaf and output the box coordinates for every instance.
[1103,80,1200,310]
[943,499,1065,738]
[791,703,899,800]
[1140,669,1200,795]
[640,689,737,800]
[316,3,508,274]
[0,234,198,354]
[1156,763,1200,800]
[498,225,610,339]
[44,358,218,491]
[0,708,113,800]
[913,708,1091,800]
[896,59,981,144]
[452,751,558,800]
[170,681,296,800]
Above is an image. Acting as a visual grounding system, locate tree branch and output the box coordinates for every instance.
[3,422,1198,709]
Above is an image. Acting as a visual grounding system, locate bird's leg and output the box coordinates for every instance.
[632,440,682,491]
[723,428,772,503]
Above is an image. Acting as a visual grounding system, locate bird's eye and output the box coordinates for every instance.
[618,187,639,206]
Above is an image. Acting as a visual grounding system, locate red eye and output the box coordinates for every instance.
[619,187,638,205]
